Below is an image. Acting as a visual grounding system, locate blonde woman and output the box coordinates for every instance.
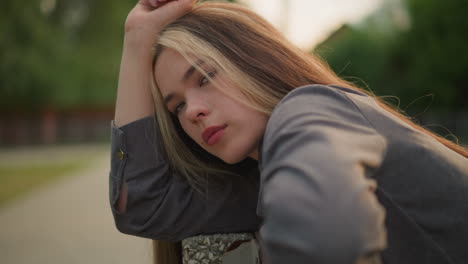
[110,0,468,263]
[111,0,259,263]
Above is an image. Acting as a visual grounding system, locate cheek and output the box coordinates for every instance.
[179,119,200,142]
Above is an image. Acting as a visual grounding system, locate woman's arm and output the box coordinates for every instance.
[114,0,195,127]
[110,116,260,241]
[258,85,388,263]
[113,0,187,217]
[110,0,260,241]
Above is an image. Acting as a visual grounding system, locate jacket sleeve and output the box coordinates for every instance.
[109,116,260,242]
[258,85,388,264]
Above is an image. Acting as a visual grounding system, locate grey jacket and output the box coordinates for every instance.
[109,84,468,264]
[109,115,260,241]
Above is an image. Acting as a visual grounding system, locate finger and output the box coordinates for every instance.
[150,0,197,23]
[142,0,167,8]
[137,0,158,9]
[136,0,172,12]
[151,0,174,8]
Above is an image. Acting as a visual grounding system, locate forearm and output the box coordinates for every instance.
[114,0,197,127]
[259,85,388,263]
[114,38,155,127]
[110,117,260,241]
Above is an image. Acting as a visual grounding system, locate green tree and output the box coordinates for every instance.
[0,0,133,111]
[0,0,239,113]
[394,0,468,111]
[0,0,61,111]
[316,0,468,112]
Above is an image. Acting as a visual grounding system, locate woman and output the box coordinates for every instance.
[111,0,468,263]
[111,0,260,263]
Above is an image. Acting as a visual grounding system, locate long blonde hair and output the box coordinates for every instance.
[150,2,468,263]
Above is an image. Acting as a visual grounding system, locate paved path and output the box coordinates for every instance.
[0,145,152,264]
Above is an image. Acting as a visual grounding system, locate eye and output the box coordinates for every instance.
[199,70,217,86]
[173,102,186,115]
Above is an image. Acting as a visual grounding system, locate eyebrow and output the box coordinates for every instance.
[163,59,205,106]
[182,59,205,82]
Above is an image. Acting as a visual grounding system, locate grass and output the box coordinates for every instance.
[0,160,88,207]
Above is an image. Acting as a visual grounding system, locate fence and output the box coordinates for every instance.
[1,109,467,146]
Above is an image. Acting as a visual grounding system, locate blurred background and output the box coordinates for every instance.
[249,0,468,144]
[1,0,467,147]
[0,0,467,263]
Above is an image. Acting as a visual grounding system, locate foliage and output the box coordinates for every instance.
[0,0,238,112]
[315,0,468,112]
[0,0,133,111]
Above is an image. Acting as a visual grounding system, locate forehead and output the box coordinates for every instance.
[154,48,189,85]
[156,48,188,66]
[155,48,210,96]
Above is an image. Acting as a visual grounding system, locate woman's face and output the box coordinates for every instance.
[154,48,268,164]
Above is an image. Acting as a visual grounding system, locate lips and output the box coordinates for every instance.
[202,125,227,145]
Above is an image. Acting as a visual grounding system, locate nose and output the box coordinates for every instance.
[185,96,210,123]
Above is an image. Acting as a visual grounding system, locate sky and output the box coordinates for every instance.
[241,0,384,49]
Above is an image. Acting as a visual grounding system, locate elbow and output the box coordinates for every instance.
[111,207,180,242]
[260,192,387,263]
[113,217,133,236]
[113,213,165,240]
[111,208,145,238]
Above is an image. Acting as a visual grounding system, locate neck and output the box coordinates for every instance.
[249,149,259,161]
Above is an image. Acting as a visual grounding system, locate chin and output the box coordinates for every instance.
[219,149,256,164]
[216,151,248,165]
[209,137,260,164]
[220,156,245,165]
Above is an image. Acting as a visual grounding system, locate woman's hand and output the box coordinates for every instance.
[124,0,197,50]
[115,0,196,127]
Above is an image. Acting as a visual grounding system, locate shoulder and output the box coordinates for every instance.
[259,84,387,169]
[276,84,367,104]
[270,84,368,118]
[264,84,374,138]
